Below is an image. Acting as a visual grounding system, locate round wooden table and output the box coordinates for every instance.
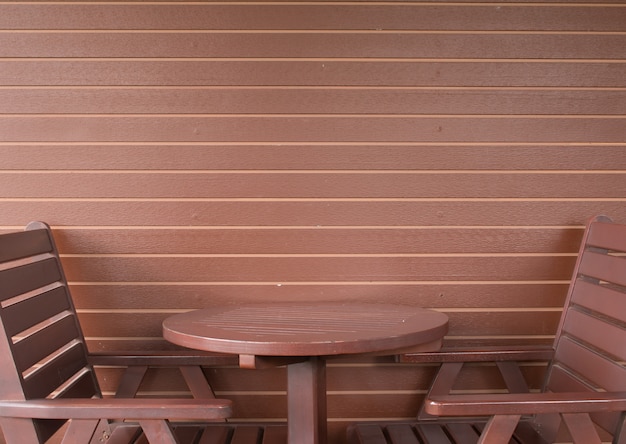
[163,302,449,444]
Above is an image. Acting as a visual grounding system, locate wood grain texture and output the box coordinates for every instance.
[70,283,569,310]
[0,145,624,170]
[47,227,584,254]
[0,1,624,440]
[3,89,625,115]
[1,116,625,143]
[1,201,625,226]
[1,4,625,31]
[2,61,625,87]
[3,33,626,59]
[0,172,624,198]
[60,256,577,282]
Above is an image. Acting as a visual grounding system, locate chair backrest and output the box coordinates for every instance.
[542,215,626,438]
[0,222,101,443]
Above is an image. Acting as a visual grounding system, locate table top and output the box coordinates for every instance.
[163,302,449,357]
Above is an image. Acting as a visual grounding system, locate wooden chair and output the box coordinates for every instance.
[348,215,626,444]
[0,221,286,443]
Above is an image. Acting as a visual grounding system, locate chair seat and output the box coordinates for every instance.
[348,421,548,444]
[90,422,287,444]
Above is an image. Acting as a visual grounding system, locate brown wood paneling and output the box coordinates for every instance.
[49,228,584,254]
[1,201,626,226]
[2,61,625,87]
[3,33,626,59]
[0,145,624,170]
[3,89,625,115]
[0,172,624,198]
[70,283,569,310]
[0,1,624,441]
[2,116,625,142]
[2,4,625,31]
[60,256,576,283]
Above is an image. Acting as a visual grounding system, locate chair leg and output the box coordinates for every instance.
[614,413,626,444]
[62,419,102,443]
[0,418,40,443]
[495,362,530,393]
[419,362,463,420]
[180,366,217,399]
[562,413,602,444]
[139,420,179,444]
[115,366,149,398]
[477,415,521,444]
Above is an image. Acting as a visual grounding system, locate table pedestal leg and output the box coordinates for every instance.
[287,357,327,444]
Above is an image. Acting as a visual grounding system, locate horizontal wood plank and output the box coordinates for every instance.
[69,283,569,310]
[2,116,624,143]
[45,228,583,254]
[0,173,623,198]
[2,33,625,59]
[0,201,624,226]
[1,4,624,31]
[60,256,577,282]
[0,145,624,170]
[2,61,624,87]
[3,89,625,116]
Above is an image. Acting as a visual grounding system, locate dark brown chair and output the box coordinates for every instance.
[0,222,285,443]
[348,215,626,444]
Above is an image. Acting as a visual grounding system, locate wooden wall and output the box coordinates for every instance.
[1,1,625,442]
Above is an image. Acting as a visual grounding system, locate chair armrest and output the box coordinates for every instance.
[413,346,554,420]
[426,391,626,416]
[400,345,554,363]
[0,398,232,420]
[88,350,238,367]
[88,351,237,399]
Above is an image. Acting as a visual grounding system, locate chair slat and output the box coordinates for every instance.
[445,423,482,444]
[587,222,626,253]
[417,424,454,443]
[386,423,421,443]
[33,418,68,444]
[57,369,99,399]
[578,252,626,287]
[1,286,71,337]
[230,426,262,444]
[571,279,626,324]
[261,425,288,444]
[23,343,90,399]
[0,229,52,263]
[13,314,81,373]
[562,308,626,361]
[0,258,62,303]
[552,336,626,392]
[198,425,232,444]
[170,425,204,444]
